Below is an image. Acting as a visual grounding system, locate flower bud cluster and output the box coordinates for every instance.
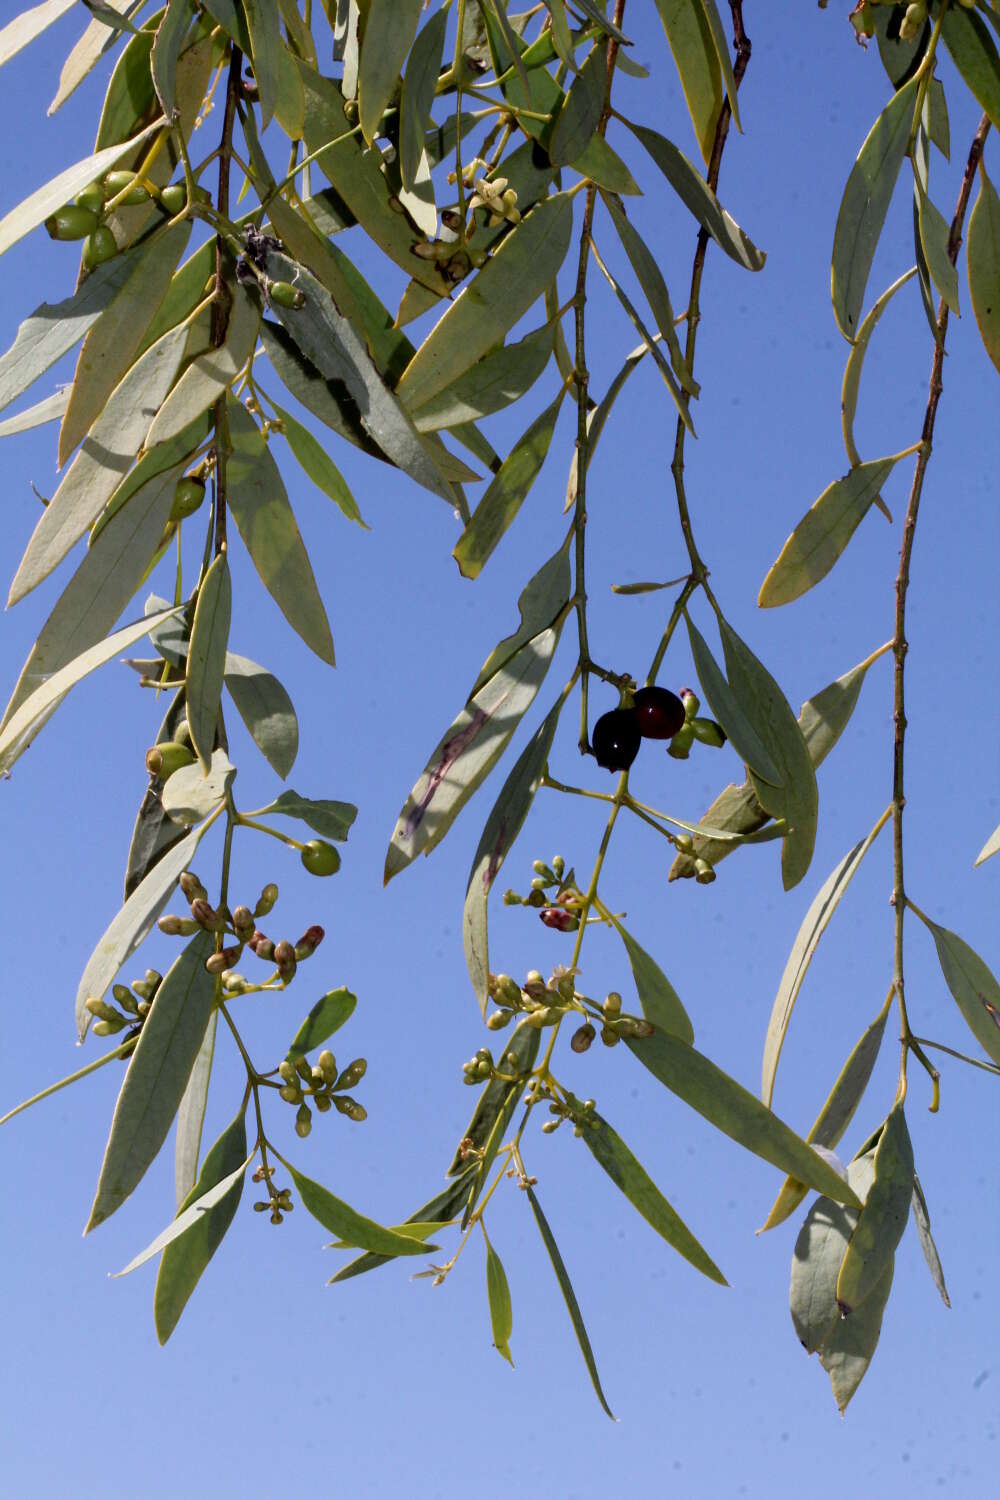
[276,1050,368,1135]
[541,1094,599,1138]
[84,968,163,1053]
[482,967,654,1051]
[158,875,325,990]
[503,854,587,932]
[251,1162,293,1225]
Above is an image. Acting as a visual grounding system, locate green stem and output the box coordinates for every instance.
[0,1040,135,1127]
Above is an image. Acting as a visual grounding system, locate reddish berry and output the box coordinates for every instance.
[633,686,686,740]
[591,708,641,772]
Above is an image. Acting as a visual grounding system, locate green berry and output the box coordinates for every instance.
[103,170,150,205]
[158,183,188,215]
[269,280,306,309]
[82,225,118,270]
[74,182,107,216]
[169,476,206,522]
[301,840,341,876]
[45,205,98,241]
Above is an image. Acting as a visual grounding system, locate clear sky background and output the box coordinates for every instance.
[0,4,997,1496]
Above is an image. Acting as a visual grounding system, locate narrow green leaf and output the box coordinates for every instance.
[549,40,606,164]
[601,192,697,394]
[114,1156,253,1276]
[974,820,1000,868]
[760,991,891,1232]
[242,0,281,126]
[471,543,572,698]
[401,10,447,190]
[831,77,918,340]
[124,686,190,900]
[798,646,887,769]
[154,1102,247,1342]
[0,387,62,434]
[255,790,357,841]
[916,183,960,314]
[86,932,219,1232]
[525,1187,615,1420]
[286,988,357,1061]
[453,392,565,579]
[224,650,298,779]
[608,915,693,1043]
[967,163,1000,377]
[652,0,722,164]
[282,1160,435,1258]
[161,750,235,827]
[396,194,574,412]
[836,1102,913,1314]
[759,458,897,608]
[152,0,194,119]
[0,605,182,781]
[8,321,190,605]
[915,911,1000,1067]
[463,698,565,1012]
[226,398,336,666]
[790,1152,875,1355]
[385,623,567,883]
[358,0,422,143]
[174,1008,216,1207]
[685,614,782,785]
[0,119,163,259]
[625,1027,862,1208]
[571,0,631,45]
[698,0,741,131]
[484,1233,514,1364]
[572,134,642,195]
[589,238,695,431]
[841,267,916,467]
[75,819,207,1041]
[911,1174,950,1309]
[0,1035,136,1129]
[326,1220,450,1251]
[411,325,555,433]
[762,812,889,1108]
[145,288,260,450]
[80,0,143,36]
[447,1022,540,1180]
[821,1259,894,1413]
[268,398,367,527]
[624,117,764,270]
[545,0,576,69]
[186,553,232,772]
[329,1169,480,1283]
[719,618,819,890]
[941,4,1000,131]
[0,0,75,69]
[576,1103,726,1284]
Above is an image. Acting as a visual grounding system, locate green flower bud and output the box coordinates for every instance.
[158,913,199,936]
[270,1209,284,1224]
[231,905,255,937]
[169,476,206,523]
[318,1050,338,1083]
[899,2,927,41]
[293,1055,312,1082]
[571,1022,596,1053]
[205,946,241,974]
[131,969,161,1000]
[541,1119,561,1134]
[94,1017,126,1036]
[694,857,717,885]
[603,991,622,1017]
[335,1058,367,1091]
[253,1200,270,1212]
[301,840,340,877]
[278,1060,298,1084]
[492,974,523,1008]
[221,972,249,993]
[551,855,565,879]
[502,889,522,905]
[532,860,557,883]
[86,997,121,1023]
[179,871,208,902]
[268,279,307,309]
[145,741,196,779]
[344,1100,367,1123]
[112,983,137,1010]
[279,1084,302,1104]
[600,1024,620,1047]
[254,882,278,916]
[689,717,727,749]
[103,170,150,205]
[523,970,547,998]
[667,723,694,760]
[190,898,220,930]
[315,1093,332,1112]
[525,888,547,908]
[680,688,700,720]
[486,1009,513,1031]
[295,1104,312,1138]
[82,225,118,270]
[294,924,325,959]
[674,834,694,854]
[45,205,99,241]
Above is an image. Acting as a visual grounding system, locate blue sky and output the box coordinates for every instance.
[0,5,997,1496]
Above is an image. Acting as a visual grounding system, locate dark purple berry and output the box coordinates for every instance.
[592,709,641,772]
[633,685,686,740]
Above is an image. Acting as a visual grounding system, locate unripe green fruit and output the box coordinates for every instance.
[295,1103,312,1138]
[83,225,118,270]
[667,722,694,760]
[254,882,278,916]
[45,205,98,241]
[169,476,206,522]
[336,1058,367,1090]
[75,182,107,216]
[104,170,150,204]
[689,717,727,749]
[301,839,341,876]
[145,740,196,778]
[269,280,306,309]
[158,183,188,215]
[318,1050,337,1083]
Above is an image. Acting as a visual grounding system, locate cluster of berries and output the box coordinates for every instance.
[45,171,206,270]
[484,968,653,1048]
[276,1051,368,1139]
[84,968,163,1056]
[592,685,726,773]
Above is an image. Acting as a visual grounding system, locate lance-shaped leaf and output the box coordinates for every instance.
[385,621,566,883]
[86,932,219,1232]
[242,0,280,126]
[9,321,190,604]
[279,1159,435,1258]
[145,288,260,450]
[975,821,1000,868]
[358,0,422,143]
[464,698,565,1011]
[525,1186,615,1420]
[174,1008,216,1207]
[484,1231,514,1364]
[762,813,889,1107]
[821,1258,894,1414]
[411,325,555,433]
[0,0,76,68]
[626,1027,861,1207]
[151,0,195,120]
[574,1101,725,1284]
[842,267,916,468]
[0,605,182,780]
[454,392,566,579]
[268,398,366,527]
[549,39,606,164]
[113,1155,253,1277]
[967,163,1000,377]
[262,252,454,505]
[0,118,163,258]
[286,988,357,1062]
[831,77,918,340]
[758,458,897,608]
[75,819,208,1041]
[789,1151,875,1355]
[719,618,818,890]
[836,1101,913,1315]
[623,118,764,270]
[0,386,67,436]
[329,1168,479,1283]
[911,1174,950,1309]
[573,135,641,195]
[154,1101,247,1342]
[760,991,892,1232]
[941,4,1000,131]
[0,251,135,416]
[125,686,190,899]
[254,790,357,842]
[224,651,298,780]
[186,553,231,771]
[915,912,1000,1067]
[395,194,574,412]
[589,239,695,431]
[601,191,697,394]
[608,915,693,1043]
[400,9,447,190]
[447,1022,540,1180]
[226,399,335,666]
[915,182,960,315]
[161,751,235,827]
[651,0,721,165]
[685,614,781,785]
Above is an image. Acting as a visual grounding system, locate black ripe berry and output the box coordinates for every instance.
[592,709,641,772]
[633,685,686,740]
